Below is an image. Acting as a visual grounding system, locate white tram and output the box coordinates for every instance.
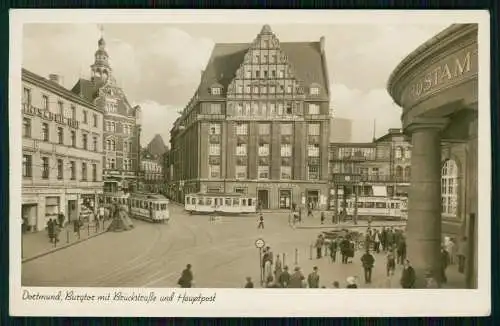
[128,193,170,223]
[338,196,408,221]
[99,192,170,223]
[185,192,257,215]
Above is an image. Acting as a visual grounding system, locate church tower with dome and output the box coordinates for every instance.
[71,27,142,193]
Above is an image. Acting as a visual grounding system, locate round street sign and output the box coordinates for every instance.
[255,238,265,248]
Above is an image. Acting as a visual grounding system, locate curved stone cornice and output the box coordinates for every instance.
[387,24,478,106]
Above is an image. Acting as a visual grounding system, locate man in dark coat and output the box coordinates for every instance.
[307,266,320,288]
[439,247,450,285]
[178,264,194,288]
[278,266,291,288]
[244,277,254,288]
[400,259,416,289]
[329,239,338,263]
[397,238,407,265]
[360,249,375,284]
[380,227,387,252]
[340,237,350,264]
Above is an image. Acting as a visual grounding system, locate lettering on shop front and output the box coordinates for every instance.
[23,105,80,129]
[408,50,475,101]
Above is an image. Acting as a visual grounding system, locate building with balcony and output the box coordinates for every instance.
[71,36,141,193]
[21,69,104,232]
[169,25,331,209]
[140,150,164,193]
[328,128,412,211]
[387,24,478,288]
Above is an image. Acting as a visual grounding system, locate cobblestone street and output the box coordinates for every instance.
[22,205,465,289]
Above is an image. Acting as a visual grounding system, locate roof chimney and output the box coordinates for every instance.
[320,36,325,53]
[49,74,61,85]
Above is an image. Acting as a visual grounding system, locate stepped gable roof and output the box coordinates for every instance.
[196,41,329,100]
[146,134,168,156]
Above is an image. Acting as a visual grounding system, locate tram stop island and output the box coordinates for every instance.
[387,24,478,288]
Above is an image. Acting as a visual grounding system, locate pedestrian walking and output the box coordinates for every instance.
[400,259,416,289]
[307,266,320,288]
[274,254,283,280]
[47,219,55,243]
[397,238,407,265]
[307,201,314,218]
[320,211,325,225]
[288,267,305,288]
[380,227,387,252]
[340,237,350,264]
[373,230,381,253]
[315,235,324,259]
[177,264,194,288]
[332,281,340,288]
[439,246,450,285]
[329,238,338,263]
[457,236,467,274]
[73,218,82,239]
[244,277,254,288]
[278,266,291,288]
[386,248,396,277]
[361,249,375,284]
[257,212,264,229]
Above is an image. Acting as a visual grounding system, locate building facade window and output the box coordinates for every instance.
[41,157,49,179]
[93,114,98,127]
[258,166,269,179]
[57,127,64,144]
[307,144,320,157]
[106,158,116,170]
[404,166,411,179]
[123,159,131,171]
[395,165,403,179]
[404,147,411,159]
[42,95,49,111]
[82,133,88,150]
[92,163,97,181]
[236,123,248,135]
[210,103,222,115]
[93,136,98,152]
[57,159,63,179]
[307,165,319,180]
[71,130,76,147]
[310,87,319,95]
[209,123,221,135]
[81,162,87,181]
[308,103,320,115]
[23,118,31,137]
[83,110,88,124]
[236,144,247,156]
[22,155,32,177]
[280,144,292,157]
[441,159,458,217]
[209,164,220,178]
[209,143,221,156]
[308,123,321,136]
[395,147,403,159]
[58,101,64,115]
[280,166,292,180]
[41,123,49,141]
[71,106,76,120]
[70,161,76,180]
[211,87,221,95]
[259,143,270,156]
[23,88,31,105]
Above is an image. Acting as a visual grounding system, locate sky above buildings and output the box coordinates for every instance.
[23,22,449,145]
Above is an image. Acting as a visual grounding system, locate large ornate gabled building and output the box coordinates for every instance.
[71,36,142,193]
[170,25,331,209]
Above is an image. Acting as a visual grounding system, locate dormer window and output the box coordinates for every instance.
[310,87,320,95]
[211,87,221,95]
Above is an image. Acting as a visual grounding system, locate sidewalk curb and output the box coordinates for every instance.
[295,223,407,230]
[22,229,109,264]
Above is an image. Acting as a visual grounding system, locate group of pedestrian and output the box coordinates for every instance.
[47,217,62,243]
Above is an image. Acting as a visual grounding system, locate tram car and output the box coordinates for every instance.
[338,196,408,221]
[99,192,170,223]
[184,192,257,215]
[128,192,170,223]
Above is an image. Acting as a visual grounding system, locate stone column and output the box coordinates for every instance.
[405,118,447,288]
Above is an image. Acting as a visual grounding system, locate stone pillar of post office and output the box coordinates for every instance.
[405,118,448,288]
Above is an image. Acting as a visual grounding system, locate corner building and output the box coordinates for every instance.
[21,69,104,232]
[387,24,478,288]
[71,37,142,193]
[170,25,331,209]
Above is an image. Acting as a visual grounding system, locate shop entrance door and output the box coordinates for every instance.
[257,190,269,209]
[67,200,77,222]
[307,190,319,209]
[279,190,292,209]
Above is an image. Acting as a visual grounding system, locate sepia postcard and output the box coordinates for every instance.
[9,9,491,317]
